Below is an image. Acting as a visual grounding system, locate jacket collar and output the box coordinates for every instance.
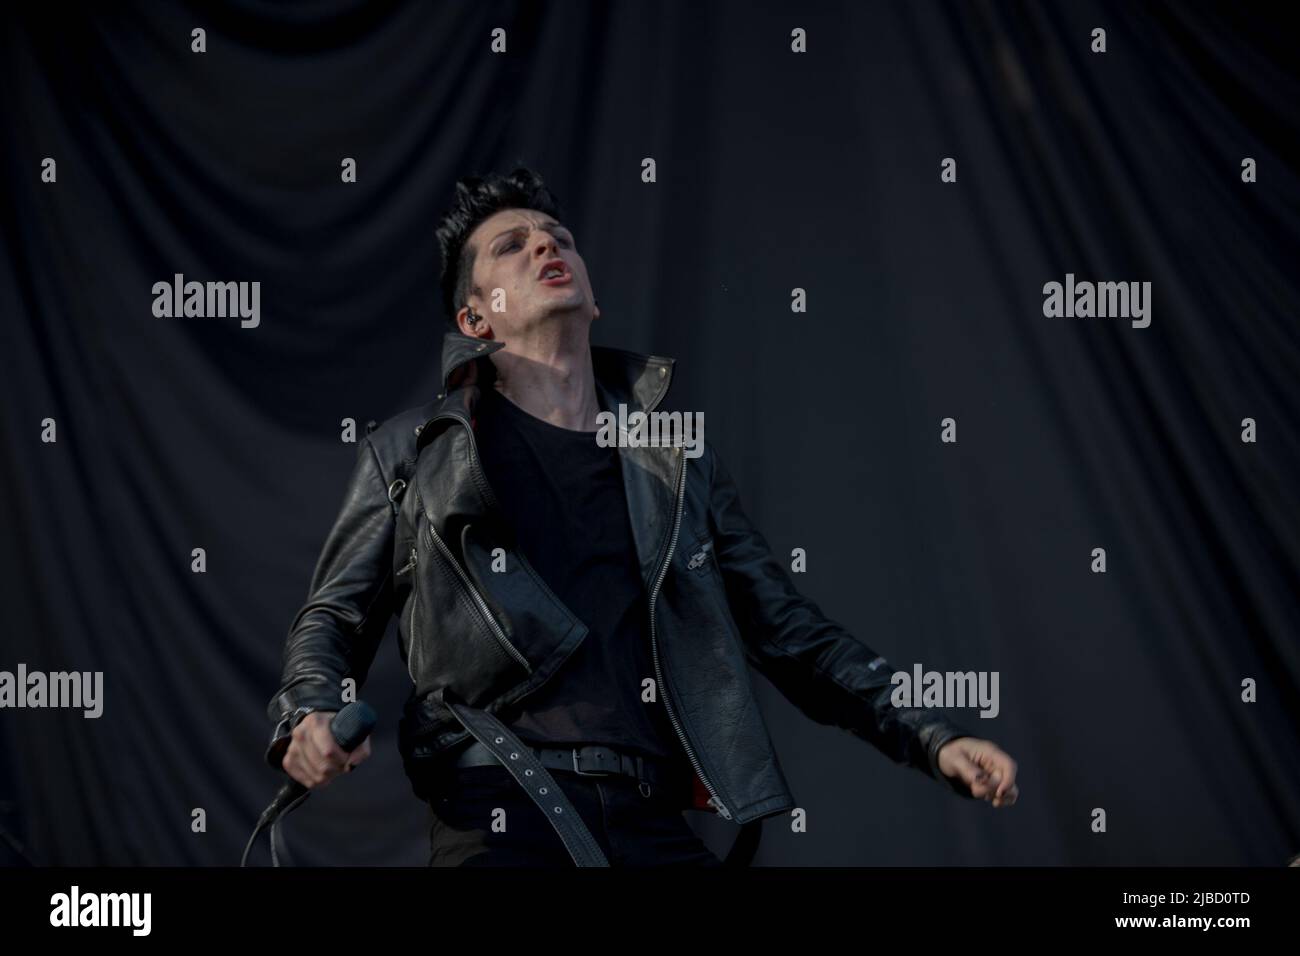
[421,329,685,591]
[433,329,676,419]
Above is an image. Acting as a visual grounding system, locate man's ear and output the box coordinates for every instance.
[454,304,474,338]
[458,299,499,339]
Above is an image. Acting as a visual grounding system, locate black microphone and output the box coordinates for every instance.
[256,701,378,827]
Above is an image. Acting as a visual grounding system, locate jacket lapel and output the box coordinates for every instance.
[591,359,680,591]
[417,331,682,591]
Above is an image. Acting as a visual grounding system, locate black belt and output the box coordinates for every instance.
[440,693,761,867]
[443,697,610,865]
[454,739,683,796]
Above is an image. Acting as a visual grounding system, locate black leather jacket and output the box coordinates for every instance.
[266,331,976,823]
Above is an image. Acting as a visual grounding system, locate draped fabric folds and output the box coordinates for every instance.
[1,1,1296,865]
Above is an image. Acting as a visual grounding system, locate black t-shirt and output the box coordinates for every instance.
[472,385,686,766]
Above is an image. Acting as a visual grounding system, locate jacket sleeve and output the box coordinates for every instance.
[264,436,396,769]
[705,441,978,798]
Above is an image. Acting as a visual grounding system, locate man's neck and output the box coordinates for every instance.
[486,332,601,432]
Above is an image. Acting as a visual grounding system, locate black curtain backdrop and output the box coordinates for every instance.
[1,0,1297,867]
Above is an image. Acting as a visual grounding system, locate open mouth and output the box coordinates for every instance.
[538,260,572,285]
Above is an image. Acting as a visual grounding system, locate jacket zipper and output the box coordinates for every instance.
[648,448,733,821]
[687,541,713,569]
[417,400,724,808]
[401,546,421,681]
[404,448,532,674]
[425,518,532,673]
[435,401,617,626]
[422,406,584,673]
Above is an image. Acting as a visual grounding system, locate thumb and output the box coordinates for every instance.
[347,735,373,768]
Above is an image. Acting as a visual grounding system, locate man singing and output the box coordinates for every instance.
[265,167,1019,867]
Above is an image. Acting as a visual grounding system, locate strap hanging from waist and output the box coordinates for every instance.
[443,699,609,867]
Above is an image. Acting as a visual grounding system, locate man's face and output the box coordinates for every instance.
[457,207,598,338]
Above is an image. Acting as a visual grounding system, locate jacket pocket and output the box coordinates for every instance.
[679,529,743,645]
[400,508,532,714]
[423,519,530,672]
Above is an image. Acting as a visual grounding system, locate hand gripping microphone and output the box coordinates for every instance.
[241,700,377,866]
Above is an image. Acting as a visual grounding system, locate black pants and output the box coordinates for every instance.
[426,764,723,866]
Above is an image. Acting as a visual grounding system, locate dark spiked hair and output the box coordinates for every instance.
[435,166,564,327]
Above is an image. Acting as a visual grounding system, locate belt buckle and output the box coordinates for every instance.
[571,747,616,777]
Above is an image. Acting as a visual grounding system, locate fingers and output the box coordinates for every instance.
[342,735,374,770]
[950,750,994,799]
[282,751,313,788]
[977,751,1017,808]
[990,751,1018,807]
[956,741,1020,807]
[284,719,370,788]
[286,746,348,787]
[304,720,348,769]
[282,742,325,789]
[288,713,339,787]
